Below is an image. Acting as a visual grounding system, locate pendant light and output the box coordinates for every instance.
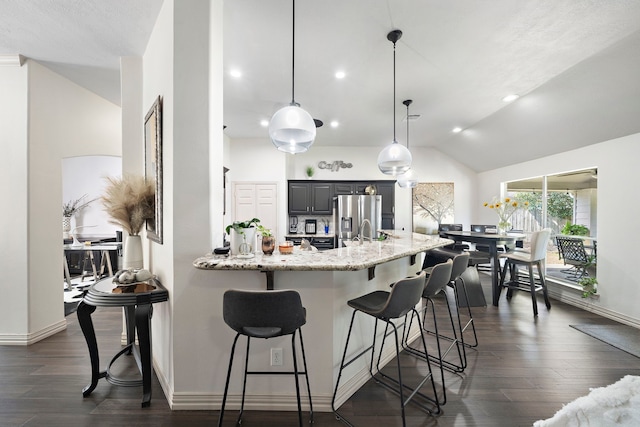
[397,99,418,188]
[268,0,316,154]
[377,29,412,175]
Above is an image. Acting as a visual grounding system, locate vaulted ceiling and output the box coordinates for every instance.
[2,0,640,172]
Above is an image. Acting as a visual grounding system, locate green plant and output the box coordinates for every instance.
[305,165,315,177]
[256,224,272,237]
[579,277,598,298]
[225,218,260,236]
[562,223,590,236]
[63,194,96,217]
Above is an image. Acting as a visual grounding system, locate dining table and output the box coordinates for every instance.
[440,230,525,306]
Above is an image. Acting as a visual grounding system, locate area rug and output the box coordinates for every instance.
[534,375,640,426]
[570,324,640,358]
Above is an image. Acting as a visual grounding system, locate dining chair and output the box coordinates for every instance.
[555,236,593,280]
[499,229,552,316]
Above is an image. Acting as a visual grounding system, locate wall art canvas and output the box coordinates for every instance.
[412,182,454,234]
[144,96,163,244]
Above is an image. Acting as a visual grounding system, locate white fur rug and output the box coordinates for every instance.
[534,375,640,426]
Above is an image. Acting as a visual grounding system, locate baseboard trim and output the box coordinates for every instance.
[546,283,640,328]
[0,319,67,345]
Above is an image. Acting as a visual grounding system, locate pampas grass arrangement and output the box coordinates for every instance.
[102,174,155,236]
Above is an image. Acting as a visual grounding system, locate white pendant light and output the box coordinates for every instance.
[378,29,412,175]
[269,0,316,154]
[397,99,418,188]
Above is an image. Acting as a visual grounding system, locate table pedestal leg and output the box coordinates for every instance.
[77,301,105,396]
[135,304,153,407]
[490,243,500,306]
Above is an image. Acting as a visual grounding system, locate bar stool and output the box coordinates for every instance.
[499,229,552,316]
[402,259,454,404]
[332,272,441,427]
[421,252,476,372]
[219,289,312,427]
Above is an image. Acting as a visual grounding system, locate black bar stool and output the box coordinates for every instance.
[401,259,455,404]
[332,272,441,427]
[219,289,313,427]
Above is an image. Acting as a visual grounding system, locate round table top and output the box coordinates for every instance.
[82,276,168,307]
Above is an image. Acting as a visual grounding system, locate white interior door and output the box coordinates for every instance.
[232,182,278,237]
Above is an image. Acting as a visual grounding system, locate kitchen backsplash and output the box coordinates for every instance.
[289,215,333,235]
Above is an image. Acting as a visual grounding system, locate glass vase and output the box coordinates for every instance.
[261,236,275,255]
[498,221,510,235]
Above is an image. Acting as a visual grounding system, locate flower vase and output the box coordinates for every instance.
[63,216,72,239]
[261,236,275,255]
[123,235,143,269]
[498,221,510,235]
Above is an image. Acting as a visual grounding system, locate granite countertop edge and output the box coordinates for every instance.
[193,232,453,272]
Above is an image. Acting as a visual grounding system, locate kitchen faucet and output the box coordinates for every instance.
[359,219,373,244]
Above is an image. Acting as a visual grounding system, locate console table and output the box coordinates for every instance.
[77,276,168,407]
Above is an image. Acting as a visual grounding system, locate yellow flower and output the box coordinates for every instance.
[483,202,488,207]
[504,197,511,203]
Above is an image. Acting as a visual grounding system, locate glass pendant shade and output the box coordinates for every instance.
[377,141,412,175]
[269,104,317,153]
[396,168,418,188]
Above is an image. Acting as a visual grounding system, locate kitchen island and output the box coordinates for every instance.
[193,231,453,412]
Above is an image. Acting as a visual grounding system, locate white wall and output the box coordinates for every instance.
[477,133,640,325]
[0,59,121,343]
[285,144,477,233]
[140,0,224,405]
[0,63,29,336]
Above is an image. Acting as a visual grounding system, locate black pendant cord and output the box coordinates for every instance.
[392,41,396,143]
[403,99,413,149]
[291,0,296,105]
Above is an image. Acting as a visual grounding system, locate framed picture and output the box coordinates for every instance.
[412,182,454,235]
[144,96,163,244]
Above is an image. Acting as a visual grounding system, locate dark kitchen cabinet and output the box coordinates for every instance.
[288,182,311,214]
[311,183,333,214]
[334,183,355,195]
[288,182,333,215]
[377,182,395,216]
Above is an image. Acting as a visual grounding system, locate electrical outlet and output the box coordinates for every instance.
[271,348,283,366]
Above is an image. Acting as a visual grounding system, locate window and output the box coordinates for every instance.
[505,168,597,285]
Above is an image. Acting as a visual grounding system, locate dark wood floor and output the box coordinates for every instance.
[3,275,640,427]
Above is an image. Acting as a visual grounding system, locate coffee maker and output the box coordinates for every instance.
[289,216,299,234]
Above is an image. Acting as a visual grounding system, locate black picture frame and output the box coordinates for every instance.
[144,96,163,244]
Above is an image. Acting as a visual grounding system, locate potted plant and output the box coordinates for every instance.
[579,277,598,298]
[561,223,590,236]
[101,174,155,268]
[225,218,260,255]
[257,224,275,255]
[305,165,315,179]
[62,194,95,238]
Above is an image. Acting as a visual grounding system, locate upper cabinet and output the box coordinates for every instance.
[288,182,311,214]
[288,180,395,221]
[288,182,334,215]
[311,183,333,214]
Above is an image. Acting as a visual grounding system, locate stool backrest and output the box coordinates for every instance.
[450,252,470,282]
[529,228,552,261]
[380,272,427,319]
[223,289,306,336]
[423,259,453,299]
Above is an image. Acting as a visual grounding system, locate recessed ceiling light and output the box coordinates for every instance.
[330,121,339,128]
[260,119,269,127]
[335,71,346,79]
[452,127,463,133]
[230,69,242,78]
[502,94,519,102]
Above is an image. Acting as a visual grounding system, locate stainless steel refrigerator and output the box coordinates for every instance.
[334,195,382,246]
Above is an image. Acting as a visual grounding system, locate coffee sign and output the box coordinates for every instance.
[318,160,352,172]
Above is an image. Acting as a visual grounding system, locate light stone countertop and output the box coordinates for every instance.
[193,231,453,272]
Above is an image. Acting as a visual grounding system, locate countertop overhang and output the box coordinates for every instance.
[193,231,453,272]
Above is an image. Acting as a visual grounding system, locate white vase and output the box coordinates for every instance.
[229,228,256,255]
[123,235,143,269]
[63,216,72,239]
